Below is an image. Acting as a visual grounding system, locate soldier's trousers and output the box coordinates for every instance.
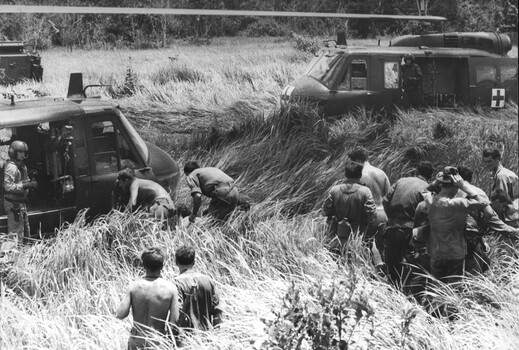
[385,227,413,283]
[3,201,30,244]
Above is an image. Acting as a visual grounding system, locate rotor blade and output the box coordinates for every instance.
[0,5,447,21]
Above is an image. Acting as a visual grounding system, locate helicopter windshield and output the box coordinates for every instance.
[117,112,149,163]
[306,52,346,89]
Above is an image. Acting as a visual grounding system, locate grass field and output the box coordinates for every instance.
[1,36,518,350]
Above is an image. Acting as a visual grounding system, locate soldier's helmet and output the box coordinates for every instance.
[404,53,415,61]
[8,140,29,159]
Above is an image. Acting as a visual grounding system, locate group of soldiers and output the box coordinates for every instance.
[322,146,519,296]
[0,138,240,349]
[113,162,248,349]
[117,245,222,349]
[0,136,247,250]
[3,137,519,344]
[111,160,248,224]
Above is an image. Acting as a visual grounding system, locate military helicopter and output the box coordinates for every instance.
[281,31,518,116]
[0,73,180,236]
[0,41,43,84]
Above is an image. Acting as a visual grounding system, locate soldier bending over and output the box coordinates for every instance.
[184,161,247,223]
[114,168,176,219]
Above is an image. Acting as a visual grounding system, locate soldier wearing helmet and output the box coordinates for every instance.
[401,54,423,108]
[3,140,38,244]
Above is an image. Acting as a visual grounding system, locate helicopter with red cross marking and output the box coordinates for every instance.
[281,31,518,116]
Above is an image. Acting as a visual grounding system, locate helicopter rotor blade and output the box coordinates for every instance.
[0,5,447,21]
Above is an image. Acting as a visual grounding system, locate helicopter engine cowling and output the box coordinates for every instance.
[392,32,513,56]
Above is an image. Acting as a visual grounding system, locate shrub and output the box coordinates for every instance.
[109,63,140,97]
[149,63,207,85]
[292,34,321,55]
[240,18,290,37]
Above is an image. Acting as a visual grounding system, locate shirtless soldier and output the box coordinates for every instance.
[117,246,179,350]
[114,168,176,219]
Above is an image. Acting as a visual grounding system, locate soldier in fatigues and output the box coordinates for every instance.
[348,146,390,267]
[322,159,378,257]
[3,141,38,245]
[184,161,247,223]
[174,245,222,331]
[401,54,423,108]
[383,161,433,285]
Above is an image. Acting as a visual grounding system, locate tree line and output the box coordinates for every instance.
[0,0,517,50]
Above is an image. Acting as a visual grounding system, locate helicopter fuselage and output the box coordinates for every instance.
[281,32,518,115]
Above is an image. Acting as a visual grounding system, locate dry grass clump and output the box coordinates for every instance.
[5,206,517,350]
[180,103,517,215]
[150,63,208,85]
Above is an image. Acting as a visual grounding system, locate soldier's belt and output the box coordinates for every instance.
[4,197,28,204]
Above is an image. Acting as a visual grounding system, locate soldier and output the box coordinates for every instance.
[348,146,390,265]
[174,245,222,331]
[401,53,423,108]
[456,166,518,274]
[3,140,38,245]
[415,167,488,284]
[114,168,176,220]
[383,161,433,284]
[491,189,519,228]
[117,246,179,350]
[482,147,518,214]
[183,161,245,223]
[322,159,377,257]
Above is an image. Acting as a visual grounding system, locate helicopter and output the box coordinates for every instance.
[280,31,518,116]
[0,41,43,84]
[0,73,180,236]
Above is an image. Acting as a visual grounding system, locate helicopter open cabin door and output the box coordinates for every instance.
[469,58,499,107]
[366,58,401,113]
[85,113,146,215]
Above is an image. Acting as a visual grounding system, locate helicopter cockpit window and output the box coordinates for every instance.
[475,64,497,84]
[90,119,141,174]
[501,63,517,83]
[91,121,118,174]
[307,52,346,88]
[351,60,367,90]
[384,62,400,89]
[115,128,139,169]
[338,59,367,91]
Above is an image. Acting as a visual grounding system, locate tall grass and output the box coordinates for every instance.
[2,208,518,349]
[180,103,517,215]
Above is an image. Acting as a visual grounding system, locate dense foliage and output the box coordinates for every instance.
[0,0,517,49]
